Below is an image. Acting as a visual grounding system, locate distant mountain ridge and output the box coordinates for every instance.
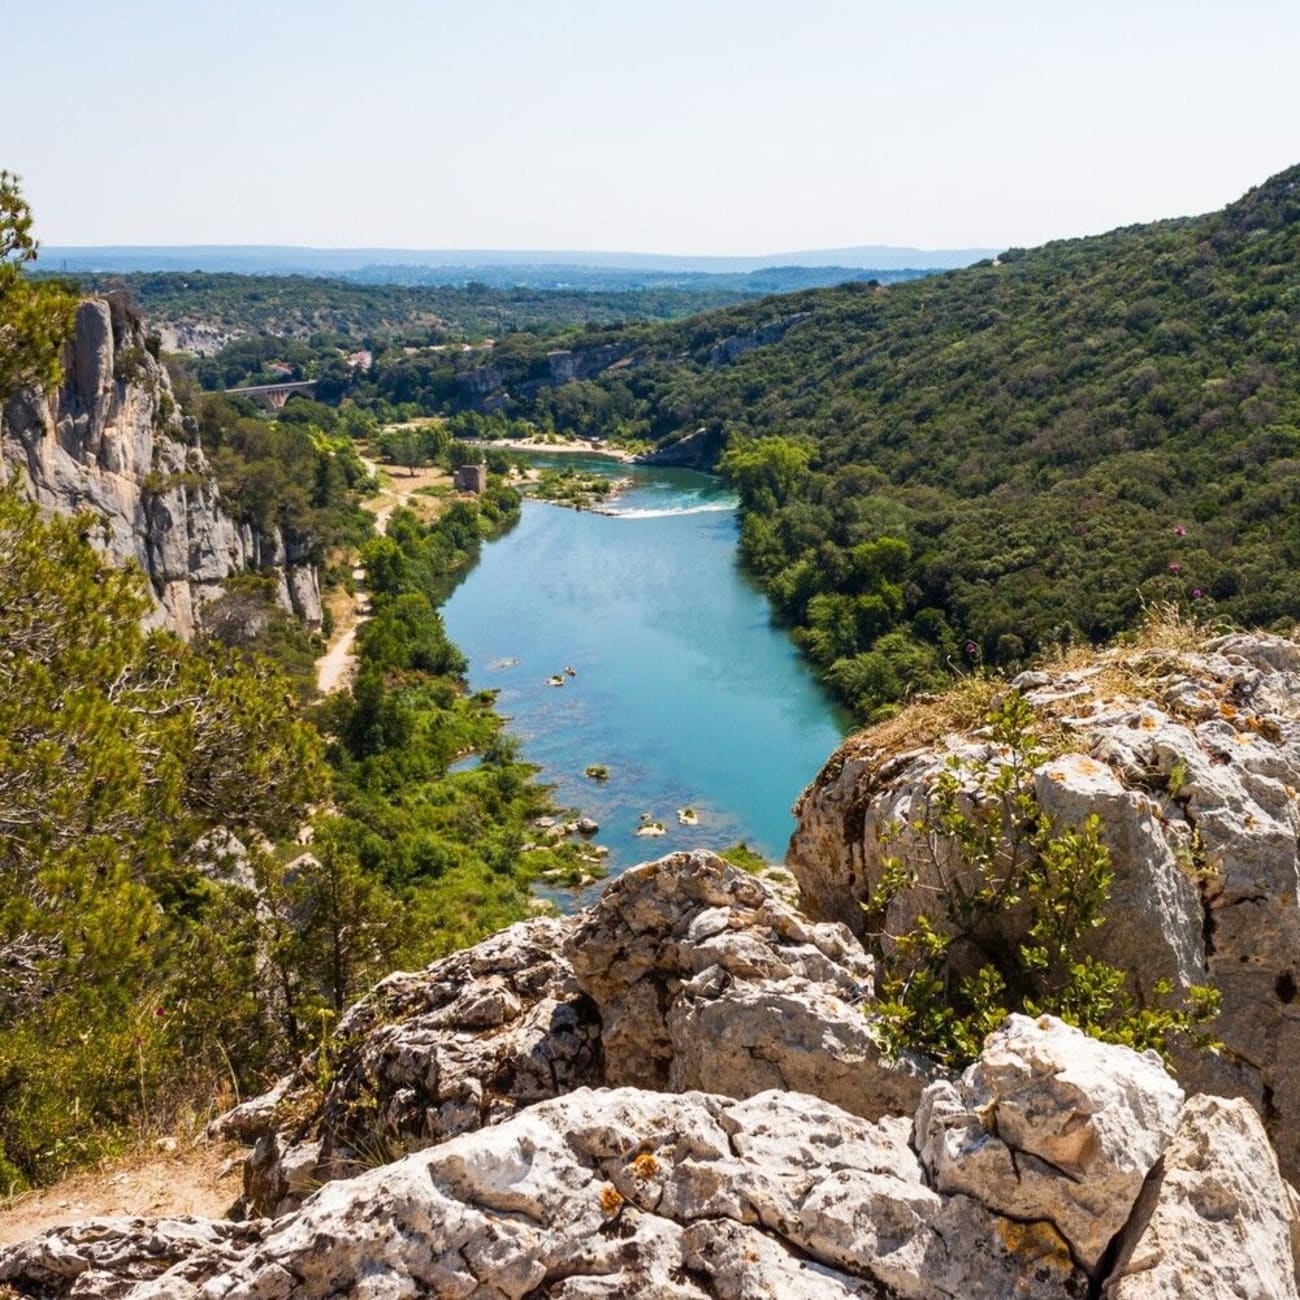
[40,242,997,277]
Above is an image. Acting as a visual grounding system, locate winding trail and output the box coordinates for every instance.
[313,454,437,695]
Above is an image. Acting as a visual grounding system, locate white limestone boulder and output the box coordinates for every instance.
[916,1014,1185,1273]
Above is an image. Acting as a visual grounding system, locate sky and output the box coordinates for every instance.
[8,0,1300,256]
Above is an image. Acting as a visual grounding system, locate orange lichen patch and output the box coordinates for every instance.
[1140,714,1159,730]
[630,1152,661,1180]
[1220,702,1239,720]
[1047,771,1067,782]
[599,1184,624,1217]
[997,1217,1075,1271]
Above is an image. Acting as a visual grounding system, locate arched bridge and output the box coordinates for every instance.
[223,380,318,410]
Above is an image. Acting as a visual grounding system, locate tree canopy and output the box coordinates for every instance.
[0,171,76,397]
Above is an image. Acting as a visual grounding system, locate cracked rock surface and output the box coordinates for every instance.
[566,851,931,1120]
[790,633,1300,1179]
[220,854,929,1216]
[213,917,602,1216]
[916,1015,1184,1273]
[2,1084,1088,1299]
[7,1012,1298,1297]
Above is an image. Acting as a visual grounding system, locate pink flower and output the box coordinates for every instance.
[964,641,978,655]
[1168,561,1182,574]
[1173,524,1186,538]
[155,1006,166,1017]
[1192,588,1203,599]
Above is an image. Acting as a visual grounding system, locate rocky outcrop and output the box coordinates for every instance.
[219,853,928,1216]
[456,342,637,410]
[789,633,1300,1180]
[706,310,811,367]
[219,917,603,1216]
[1105,1094,1300,1299]
[917,1015,1185,1273]
[566,850,929,1119]
[544,344,628,385]
[0,297,321,637]
[10,1015,1296,1298]
[633,425,725,469]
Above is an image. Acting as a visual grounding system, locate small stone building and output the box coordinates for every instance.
[452,463,488,494]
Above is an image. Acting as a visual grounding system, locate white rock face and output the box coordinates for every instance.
[0,298,321,637]
[5,1086,1088,1299]
[8,847,1300,1297]
[917,1015,1185,1272]
[8,1003,1300,1296]
[215,917,603,1216]
[222,855,930,1217]
[565,850,932,1120]
[790,636,1300,1179]
[1105,1094,1300,1300]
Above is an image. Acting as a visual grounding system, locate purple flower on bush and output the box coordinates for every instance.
[1168,560,1182,574]
[964,641,978,655]
[1192,588,1203,599]
[1173,524,1186,538]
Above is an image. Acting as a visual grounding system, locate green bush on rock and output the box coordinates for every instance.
[865,691,1220,1069]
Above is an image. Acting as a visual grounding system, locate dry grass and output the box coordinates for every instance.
[846,605,1249,771]
[1128,599,1231,653]
[856,673,1001,758]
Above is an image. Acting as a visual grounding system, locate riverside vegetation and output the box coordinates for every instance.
[0,177,589,1190]
[168,167,1300,723]
[265,165,1294,727]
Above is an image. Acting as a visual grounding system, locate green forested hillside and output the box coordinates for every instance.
[502,167,1300,715]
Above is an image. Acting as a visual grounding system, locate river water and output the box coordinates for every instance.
[441,455,850,888]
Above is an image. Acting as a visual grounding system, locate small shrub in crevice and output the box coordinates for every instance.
[865,690,1220,1069]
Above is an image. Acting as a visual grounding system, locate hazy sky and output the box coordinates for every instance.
[9,0,1300,254]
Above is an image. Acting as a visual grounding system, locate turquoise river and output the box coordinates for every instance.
[441,455,850,891]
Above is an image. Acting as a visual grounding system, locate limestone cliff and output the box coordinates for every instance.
[0,297,321,638]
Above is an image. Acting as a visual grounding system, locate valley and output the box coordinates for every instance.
[4,144,1300,1298]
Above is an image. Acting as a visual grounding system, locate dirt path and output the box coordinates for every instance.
[314,455,449,695]
[0,1140,241,1246]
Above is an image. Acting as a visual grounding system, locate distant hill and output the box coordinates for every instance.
[48,266,943,353]
[39,242,996,280]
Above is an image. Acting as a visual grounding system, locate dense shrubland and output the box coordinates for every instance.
[0,183,578,1184]
[0,490,321,1186]
[0,469,573,1190]
[187,168,1300,721]
[866,689,1220,1068]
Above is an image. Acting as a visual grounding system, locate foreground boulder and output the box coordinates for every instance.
[222,852,929,1215]
[565,850,930,1119]
[213,917,602,1216]
[917,1016,1185,1273]
[791,633,1300,1179]
[1105,1094,1300,1299]
[10,1016,1297,1298]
